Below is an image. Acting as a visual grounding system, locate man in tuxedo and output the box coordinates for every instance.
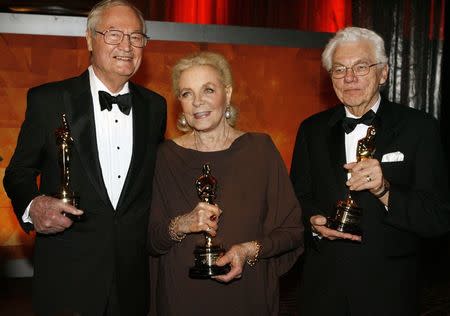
[3,1,166,315]
[290,26,450,316]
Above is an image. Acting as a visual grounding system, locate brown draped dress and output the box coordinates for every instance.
[148,133,304,316]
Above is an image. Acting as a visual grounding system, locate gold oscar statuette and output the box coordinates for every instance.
[189,163,231,278]
[53,114,81,221]
[327,126,376,235]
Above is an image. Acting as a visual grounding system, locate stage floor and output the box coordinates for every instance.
[1,273,449,316]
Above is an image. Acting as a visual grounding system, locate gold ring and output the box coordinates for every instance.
[366,175,372,182]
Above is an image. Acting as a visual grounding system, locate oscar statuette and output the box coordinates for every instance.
[189,163,231,278]
[327,126,376,235]
[53,114,81,221]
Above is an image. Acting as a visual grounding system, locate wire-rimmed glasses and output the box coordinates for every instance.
[95,29,149,48]
[330,62,382,79]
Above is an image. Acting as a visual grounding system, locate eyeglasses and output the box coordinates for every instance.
[330,62,382,79]
[95,29,149,48]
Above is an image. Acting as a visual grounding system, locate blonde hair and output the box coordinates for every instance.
[172,52,238,132]
[87,0,146,35]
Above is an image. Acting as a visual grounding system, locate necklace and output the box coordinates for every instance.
[193,125,231,152]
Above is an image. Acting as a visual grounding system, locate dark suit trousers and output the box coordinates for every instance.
[104,278,120,316]
[298,247,420,316]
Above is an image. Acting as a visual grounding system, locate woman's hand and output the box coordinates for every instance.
[213,241,258,283]
[174,202,222,237]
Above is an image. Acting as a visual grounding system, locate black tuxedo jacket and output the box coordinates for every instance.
[3,71,167,316]
[290,98,450,315]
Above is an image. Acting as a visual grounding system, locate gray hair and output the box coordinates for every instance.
[322,27,388,71]
[173,52,238,132]
[87,0,146,35]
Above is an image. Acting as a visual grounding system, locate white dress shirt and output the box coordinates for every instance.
[23,66,133,223]
[89,66,133,209]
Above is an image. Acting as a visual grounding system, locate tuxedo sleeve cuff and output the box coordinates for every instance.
[22,199,35,224]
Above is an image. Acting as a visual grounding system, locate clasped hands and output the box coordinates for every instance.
[30,195,84,234]
[173,202,258,283]
[311,157,388,242]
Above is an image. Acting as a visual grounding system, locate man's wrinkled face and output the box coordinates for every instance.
[331,40,388,114]
[86,5,144,88]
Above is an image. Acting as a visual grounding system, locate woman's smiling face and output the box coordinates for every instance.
[178,65,232,133]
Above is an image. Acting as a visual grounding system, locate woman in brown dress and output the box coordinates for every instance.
[148,52,304,315]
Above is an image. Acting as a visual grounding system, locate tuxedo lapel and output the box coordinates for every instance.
[63,71,112,208]
[373,98,401,161]
[327,107,349,198]
[116,83,150,211]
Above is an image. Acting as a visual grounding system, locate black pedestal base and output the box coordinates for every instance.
[327,203,362,235]
[189,245,231,279]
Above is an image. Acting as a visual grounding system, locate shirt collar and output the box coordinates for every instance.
[88,65,129,96]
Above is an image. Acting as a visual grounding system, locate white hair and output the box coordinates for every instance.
[87,0,146,36]
[322,27,388,71]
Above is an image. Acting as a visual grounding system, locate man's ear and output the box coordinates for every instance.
[86,30,93,52]
[379,64,389,85]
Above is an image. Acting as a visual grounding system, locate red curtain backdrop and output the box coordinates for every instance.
[164,0,229,25]
[0,0,350,32]
[154,0,352,32]
[429,0,445,40]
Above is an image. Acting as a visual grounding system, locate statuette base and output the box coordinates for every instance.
[189,245,231,279]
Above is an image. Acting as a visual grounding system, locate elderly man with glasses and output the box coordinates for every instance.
[3,0,166,315]
[290,26,450,316]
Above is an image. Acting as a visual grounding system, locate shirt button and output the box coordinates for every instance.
[118,175,121,179]
[117,146,120,150]
[115,119,118,123]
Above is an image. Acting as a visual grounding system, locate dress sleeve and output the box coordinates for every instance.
[147,148,177,256]
[384,118,450,237]
[258,135,304,276]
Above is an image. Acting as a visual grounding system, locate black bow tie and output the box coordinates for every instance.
[98,91,132,115]
[342,110,377,134]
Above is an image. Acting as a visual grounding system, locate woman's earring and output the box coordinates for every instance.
[179,113,187,127]
[225,106,231,119]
